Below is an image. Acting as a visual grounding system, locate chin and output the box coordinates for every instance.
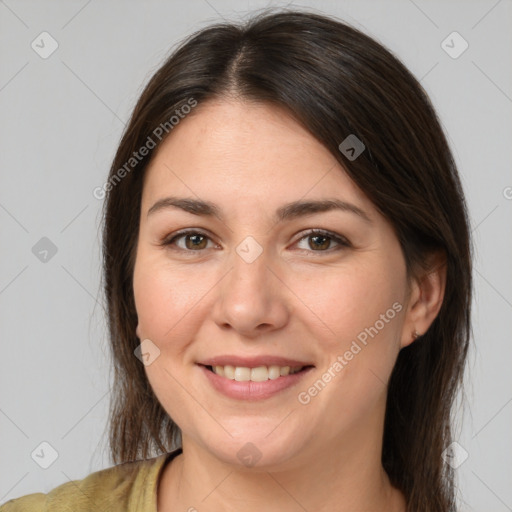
[193,424,312,471]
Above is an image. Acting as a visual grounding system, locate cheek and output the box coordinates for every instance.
[133,257,209,343]
[292,260,404,347]
[283,260,406,441]
[133,258,210,426]
[295,259,406,404]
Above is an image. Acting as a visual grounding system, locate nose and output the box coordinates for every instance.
[211,242,290,338]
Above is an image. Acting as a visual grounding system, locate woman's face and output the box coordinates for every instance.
[133,99,414,469]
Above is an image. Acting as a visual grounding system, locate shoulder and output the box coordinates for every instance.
[0,450,180,512]
[0,493,46,512]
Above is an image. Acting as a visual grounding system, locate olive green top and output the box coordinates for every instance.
[0,448,182,511]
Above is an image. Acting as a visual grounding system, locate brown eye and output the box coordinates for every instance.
[295,229,350,253]
[163,231,215,251]
[183,233,208,250]
[308,234,331,251]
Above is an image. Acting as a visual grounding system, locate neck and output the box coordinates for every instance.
[158,418,406,512]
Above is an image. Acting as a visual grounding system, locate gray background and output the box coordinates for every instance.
[0,0,511,510]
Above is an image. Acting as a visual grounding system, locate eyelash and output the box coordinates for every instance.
[160,228,351,255]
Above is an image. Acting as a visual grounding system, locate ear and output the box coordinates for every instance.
[400,250,447,348]
[136,323,141,340]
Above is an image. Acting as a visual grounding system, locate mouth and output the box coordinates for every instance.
[197,360,315,401]
[202,364,312,381]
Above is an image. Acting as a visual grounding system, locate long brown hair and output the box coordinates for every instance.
[101,9,472,511]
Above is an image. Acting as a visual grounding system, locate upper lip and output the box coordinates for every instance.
[198,355,313,368]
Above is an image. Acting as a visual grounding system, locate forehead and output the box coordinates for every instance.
[141,99,374,216]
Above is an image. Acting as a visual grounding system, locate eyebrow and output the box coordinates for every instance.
[147,196,372,224]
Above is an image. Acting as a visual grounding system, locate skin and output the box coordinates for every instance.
[133,99,446,512]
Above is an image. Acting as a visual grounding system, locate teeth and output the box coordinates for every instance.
[211,364,304,381]
[250,366,268,382]
[268,365,281,380]
[234,367,251,381]
[223,365,235,379]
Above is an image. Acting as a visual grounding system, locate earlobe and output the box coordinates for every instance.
[400,250,447,348]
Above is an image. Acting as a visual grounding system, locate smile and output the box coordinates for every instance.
[209,364,305,381]
[198,363,314,400]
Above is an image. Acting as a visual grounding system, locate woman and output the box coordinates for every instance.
[1,8,472,512]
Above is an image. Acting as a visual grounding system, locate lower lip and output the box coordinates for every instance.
[199,365,313,401]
